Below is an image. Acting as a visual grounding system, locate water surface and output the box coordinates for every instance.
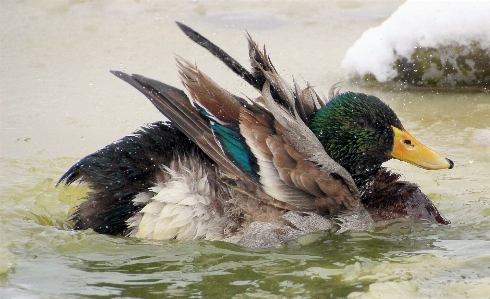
[1,1,490,298]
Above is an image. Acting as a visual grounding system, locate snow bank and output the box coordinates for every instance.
[341,1,490,89]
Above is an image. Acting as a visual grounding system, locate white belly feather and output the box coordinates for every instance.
[126,157,230,241]
[124,155,351,247]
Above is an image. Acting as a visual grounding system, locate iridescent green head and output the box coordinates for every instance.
[309,92,453,178]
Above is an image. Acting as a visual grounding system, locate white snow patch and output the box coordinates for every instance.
[341,1,490,82]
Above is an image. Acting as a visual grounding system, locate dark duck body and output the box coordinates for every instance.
[58,23,453,248]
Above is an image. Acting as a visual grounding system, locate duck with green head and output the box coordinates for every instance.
[58,23,453,248]
[309,91,452,224]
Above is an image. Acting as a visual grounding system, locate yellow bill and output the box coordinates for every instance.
[388,126,453,170]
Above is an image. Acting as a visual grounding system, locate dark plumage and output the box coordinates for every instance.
[58,23,453,247]
[58,122,204,234]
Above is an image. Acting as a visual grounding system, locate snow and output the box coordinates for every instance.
[341,1,490,83]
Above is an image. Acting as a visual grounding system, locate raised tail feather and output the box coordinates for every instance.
[175,22,360,212]
[110,24,360,215]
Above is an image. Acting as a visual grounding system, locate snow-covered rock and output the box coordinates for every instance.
[342,1,490,89]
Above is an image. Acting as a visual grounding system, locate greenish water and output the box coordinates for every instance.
[2,1,490,298]
[2,92,490,299]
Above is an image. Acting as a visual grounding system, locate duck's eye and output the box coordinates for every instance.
[403,139,413,146]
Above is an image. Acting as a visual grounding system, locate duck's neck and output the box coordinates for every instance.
[351,166,382,191]
[308,112,385,188]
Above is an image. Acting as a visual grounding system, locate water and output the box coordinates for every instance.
[1,1,490,298]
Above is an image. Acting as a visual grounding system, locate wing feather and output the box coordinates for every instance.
[111,71,242,180]
[116,24,362,215]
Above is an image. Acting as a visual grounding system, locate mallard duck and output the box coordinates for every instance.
[58,23,453,248]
